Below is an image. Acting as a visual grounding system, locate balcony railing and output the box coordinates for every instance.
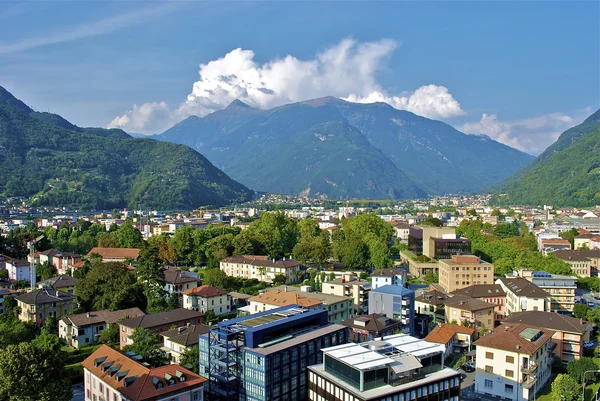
[522,377,537,389]
[522,362,538,375]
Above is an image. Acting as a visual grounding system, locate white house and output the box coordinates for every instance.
[182,285,231,316]
[370,268,406,289]
[6,259,30,282]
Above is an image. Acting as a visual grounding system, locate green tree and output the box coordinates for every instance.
[167,293,180,310]
[493,222,520,239]
[244,213,299,258]
[97,324,120,345]
[551,373,582,401]
[37,261,57,282]
[273,274,287,285]
[116,221,144,248]
[0,340,72,401]
[74,262,146,311]
[136,245,167,312]
[206,234,236,268]
[2,295,17,317]
[586,306,600,324]
[560,228,580,248]
[124,328,168,368]
[97,232,118,248]
[0,315,35,348]
[202,268,231,289]
[0,269,7,280]
[566,357,598,383]
[367,237,392,269]
[422,272,439,285]
[180,345,199,374]
[573,303,590,319]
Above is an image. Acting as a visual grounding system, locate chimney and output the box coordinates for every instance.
[87,312,90,318]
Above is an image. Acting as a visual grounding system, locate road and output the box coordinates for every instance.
[577,287,600,306]
[71,384,84,401]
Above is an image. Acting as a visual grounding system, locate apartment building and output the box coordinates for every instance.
[220,255,302,284]
[6,259,30,282]
[415,289,449,326]
[16,289,76,326]
[164,267,198,298]
[444,295,496,337]
[540,238,572,255]
[504,311,592,363]
[308,334,461,401]
[496,277,551,315]
[438,255,495,293]
[520,271,577,313]
[86,247,140,263]
[38,274,78,294]
[198,306,349,401]
[474,324,555,401]
[449,284,506,322]
[83,345,206,401]
[321,273,371,313]
[371,268,406,289]
[554,249,600,277]
[161,324,211,364]
[182,285,231,316]
[368,285,415,335]
[341,314,401,343]
[424,324,475,357]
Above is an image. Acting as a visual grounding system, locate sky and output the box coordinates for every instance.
[0,1,598,155]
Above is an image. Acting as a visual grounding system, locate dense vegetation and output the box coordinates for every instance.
[0,86,253,210]
[491,110,600,206]
[158,97,532,198]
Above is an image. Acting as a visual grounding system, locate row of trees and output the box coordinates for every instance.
[551,358,600,401]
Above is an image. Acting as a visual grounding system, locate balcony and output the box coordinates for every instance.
[522,377,538,389]
[402,299,410,306]
[401,308,408,316]
[401,318,409,325]
[522,362,538,375]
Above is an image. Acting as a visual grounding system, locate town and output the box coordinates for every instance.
[0,197,599,401]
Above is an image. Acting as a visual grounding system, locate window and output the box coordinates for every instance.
[505,369,514,378]
[484,379,493,388]
[485,352,494,359]
[485,365,493,373]
[506,356,514,363]
[505,384,514,393]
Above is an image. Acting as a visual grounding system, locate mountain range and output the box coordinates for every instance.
[491,109,600,207]
[156,97,534,199]
[0,86,253,210]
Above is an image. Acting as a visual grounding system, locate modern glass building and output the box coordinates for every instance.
[198,305,349,401]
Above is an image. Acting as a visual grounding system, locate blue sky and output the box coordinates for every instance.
[0,1,598,154]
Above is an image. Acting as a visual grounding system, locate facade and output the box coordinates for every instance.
[16,288,76,326]
[119,308,205,349]
[444,295,496,337]
[248,286,353,324]
[220,255,302,284]
[399,250,439,278]
[86,247,140,263]
[391,221,410,242]
[37,274,78,294]
[438,255,494,293]
[341,314,401,343]
[368,285,415,335]
[164,267,198,298]
[161,324,211,363]
[409,226,468,259]
[415,289,449,327]
[540,239,572,255]
[321,274,371,313]
[449,284,506,322]
[520,271,577,313]
[38,248,60,265]
[6,259,30,282]
[503,311,592,363]
[182,285,231,316]
[52,252,83,275]
[308,333,461,401]
[59,307,145,348]
[83,345,206,401]
[424,324,475,357]
[554,249,600,277]
[371,268,406,290]
[198,306,349,401]
[474,324,555,401]
[496,277,551,315]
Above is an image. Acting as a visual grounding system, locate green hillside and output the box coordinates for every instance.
[491,111,600,206]
[0,86,253,210]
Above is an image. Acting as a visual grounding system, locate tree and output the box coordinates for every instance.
[244,213,299,258]
[422,272,439,285]
[493,222,519,239]
[97,232,118,248]
[588,306,600,325]
[367,237,392,269]
[136,245,167,312]
[551,373,582,401]
[573,303,590,319]
[2,295,17,317]
[124,328,168,368]
[273,274,287,285]
[0,315,35,348]
[97,324,120,345]
[74,262,146,311]
[202,268,231,289]
[560,228,580,248]
[0,340,72,401]
[167,293,180,310]
[116,221,144,248]
[566,357,598,383]
[180,345,199,374]
[0,269,7,280]
[37,261,57,281]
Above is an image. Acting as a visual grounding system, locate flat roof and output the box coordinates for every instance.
[248,324,346,356]
[327,344,395,371]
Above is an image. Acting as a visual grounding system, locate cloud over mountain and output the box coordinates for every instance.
[108,38,466,133]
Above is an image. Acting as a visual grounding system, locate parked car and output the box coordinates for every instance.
[583,341,595,348]
[588,302,596,308]
[462,362,476,372]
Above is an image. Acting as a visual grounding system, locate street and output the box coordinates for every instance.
[71,384,84,401]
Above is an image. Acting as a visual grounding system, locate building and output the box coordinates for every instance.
[554,249,600,277]
[371,268,406,290]
[520,271,577,313]
[220,255,302,284]
[496,277,551,315]
[503,311,593,363]
[161,324,211,363]
[438,255,495,293]
[16,288,76,326]
[368,285,415,335]
[444,295,496,337]
[59,307,145,348]
[87,247,141,263]
[0,288,18,313]
[52,251,83,275]
[83,345,207,401]
[247,287,353,324]
[37,274,78,294]
[164,267,198,298]
[540,238,572,255]
[182,285,231,316]
[415,289,449,327]
[198,306,349,401]
[473,323,555,401]
[38,248,60,265]
[399,251,439,279]
[307,333,461,401]
[119,308,205,349]
[390,221,410,242]
[321,273,371,313]
[408,226,470,259]
[341,313,401,342]
[449,284,506,322]
[6,259,30,282]
[424,324,475,357]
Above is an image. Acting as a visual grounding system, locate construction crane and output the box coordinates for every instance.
[27,235,44,292]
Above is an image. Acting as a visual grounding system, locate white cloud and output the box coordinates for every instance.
[463,108,591,155]
[109,38,467,133]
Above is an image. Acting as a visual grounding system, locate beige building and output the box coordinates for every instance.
[320,273,371,313]
[474,324,554,401]
[444,295,496,337]
[438,255,494,293]
[496,277,550,315]
[16,289,76,326]
[399,250,439,278]
[554,249,600,277]
[517,270,577,313]
[161,324,210,363]
[182,285,231,316]
[220,255,302,283]
[415,289,449,326]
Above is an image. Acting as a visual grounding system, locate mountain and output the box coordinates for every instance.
[490,110,600,206]
[0,86,253,210]
[157,97,533,198]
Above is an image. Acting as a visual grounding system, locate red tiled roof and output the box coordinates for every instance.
[87,248,140,259]
[425,324,474,344]
[183,285,228,297]
[249,289,321,308]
